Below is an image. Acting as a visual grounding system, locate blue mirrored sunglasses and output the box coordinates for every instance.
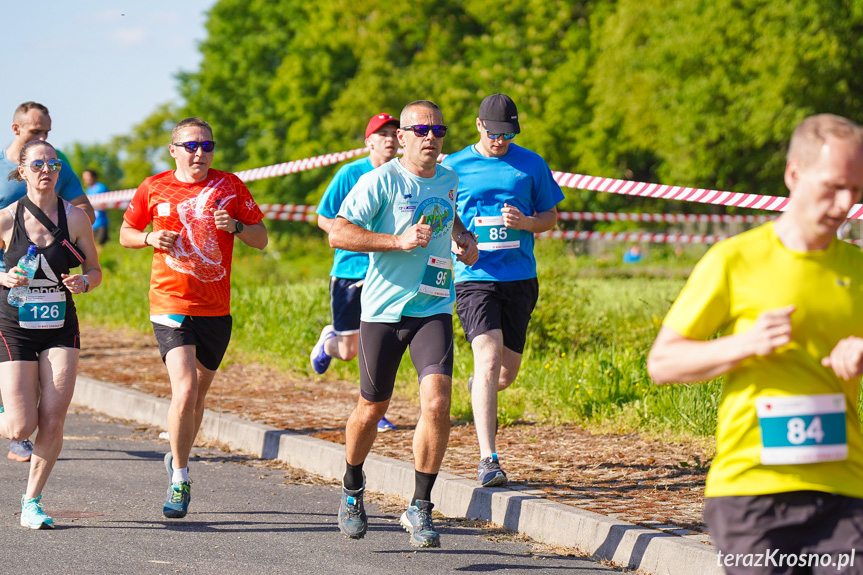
[401,125,447,138]
[173,140,216,153]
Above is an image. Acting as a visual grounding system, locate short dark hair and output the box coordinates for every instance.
[171,117,213,143]
[13,101,49,123]
[82,168,99,180]
[7,140,56,182]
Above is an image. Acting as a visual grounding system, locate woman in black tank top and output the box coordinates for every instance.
[0,140,102,529]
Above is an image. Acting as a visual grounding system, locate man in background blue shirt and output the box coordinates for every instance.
[442,93,564,487]
[83,169,110,247]
[311,113,399,432]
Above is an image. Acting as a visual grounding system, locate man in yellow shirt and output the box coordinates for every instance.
[649,114,863,574]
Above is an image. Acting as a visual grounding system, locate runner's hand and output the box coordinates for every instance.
[744,305,795,357]
[502,203,527,230]
[149,230,179,251]
[214,209,237,233]
[399,215,432,250]
[453,233,479,266]
[822,336,863,380]
[61,273,88,294]
[1,268,29,288]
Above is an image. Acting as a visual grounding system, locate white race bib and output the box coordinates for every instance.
[756,394,848,465]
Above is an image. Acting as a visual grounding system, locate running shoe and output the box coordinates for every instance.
[400,500,440,548]
[477,453,507,487]
[377,416,396,432]
[338,484,367,539]
[164,451,174,481]
[310,324,336,374]
[8,440,33,462]
[20,494,54,530]
[163,481,191,519]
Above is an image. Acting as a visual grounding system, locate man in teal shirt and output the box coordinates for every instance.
[329,100,478,548]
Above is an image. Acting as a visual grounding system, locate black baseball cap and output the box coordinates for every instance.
[478,93,520,134]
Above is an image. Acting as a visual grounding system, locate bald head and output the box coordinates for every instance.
[788,114,863,169]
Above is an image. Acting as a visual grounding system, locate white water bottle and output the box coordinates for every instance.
[7,245,38,307]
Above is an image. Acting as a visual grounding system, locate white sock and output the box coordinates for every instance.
[172,467,189,484]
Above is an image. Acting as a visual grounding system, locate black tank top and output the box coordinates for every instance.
[0,200,77,324]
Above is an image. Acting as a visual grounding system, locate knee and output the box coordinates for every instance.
[356,401,388,425]
[422,393,451,422]
[171,388,198,413]
[339,337,359,361]
[7,419,37,442]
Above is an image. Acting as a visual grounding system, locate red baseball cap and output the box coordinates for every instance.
[365,113,399,139]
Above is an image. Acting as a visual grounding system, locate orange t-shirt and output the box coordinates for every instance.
[123,169,264,316]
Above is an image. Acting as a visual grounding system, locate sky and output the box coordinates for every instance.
[0,1,217,152]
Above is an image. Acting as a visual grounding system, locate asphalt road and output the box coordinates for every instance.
[0,407,620,575]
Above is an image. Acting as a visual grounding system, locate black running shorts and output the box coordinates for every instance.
[455,278,539,354]
[357,314,454,403]
[152,315,232,372]
[0,317,80,362]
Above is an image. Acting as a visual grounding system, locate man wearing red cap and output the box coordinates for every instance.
[311,113,400,431]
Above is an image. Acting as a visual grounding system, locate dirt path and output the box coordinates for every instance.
[77,323,714,540]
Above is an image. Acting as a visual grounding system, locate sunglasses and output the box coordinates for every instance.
[173,140,216,153]
[26,159,62,173]
[485,131,516,140]
[400,125,448,138]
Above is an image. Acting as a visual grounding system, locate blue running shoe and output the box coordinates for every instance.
[21,494,54,530]
[310,325,336,374]
[8,440,33,462]
[163,481,191,519]
[377,416,396,432]
[477,453,507,487]
[338,484,367,539]
[400,500,440,548]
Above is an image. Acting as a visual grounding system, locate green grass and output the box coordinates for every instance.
[78,229,721,438]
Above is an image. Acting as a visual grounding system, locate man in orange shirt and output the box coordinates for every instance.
[120,117,268,519]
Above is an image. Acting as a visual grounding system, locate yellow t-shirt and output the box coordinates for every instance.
[664,222,863,498]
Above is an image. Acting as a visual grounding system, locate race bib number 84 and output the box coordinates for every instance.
[756,394,847,465]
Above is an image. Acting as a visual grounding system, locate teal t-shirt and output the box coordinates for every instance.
[338,159,459,322]
[442,143,564,282]
[316,157,373,280]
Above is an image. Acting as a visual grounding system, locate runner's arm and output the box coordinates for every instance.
[119,221,178,251]
[235,221,268,250]
[317,215,334,233]
[647,305,795,384]
[501,205,557,233]
[330,216,427,252]
[63,205,102,293]
[70,194,96,225]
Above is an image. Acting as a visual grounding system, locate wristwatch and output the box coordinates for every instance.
[232,221,244,235]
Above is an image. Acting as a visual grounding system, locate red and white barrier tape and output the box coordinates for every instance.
[539,230,727,244]
[89,146,863,220]
[264,212,317,222]
[556,212,773,224]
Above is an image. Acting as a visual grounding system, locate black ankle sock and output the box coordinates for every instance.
[411,470,437,506]
[344,461,364,491]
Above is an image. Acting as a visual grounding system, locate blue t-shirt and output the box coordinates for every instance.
[87,182,109,229]
[0,147,85,209]
[316,157,373,280]
[442,143,564,282]
[338,160,459,322]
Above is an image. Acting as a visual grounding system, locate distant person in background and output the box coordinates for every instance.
[312,112,399,433]
[622,244,643,264]
[0,101,95,464]
[648,114,863,575]
[82,169,109,247]
[442,93,563,488]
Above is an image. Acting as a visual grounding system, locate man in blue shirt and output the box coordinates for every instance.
[442,94,564,487]
[82,169,110,247]
[311,113,401,432]
[0,101,94,464]
[329,100,478,548]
